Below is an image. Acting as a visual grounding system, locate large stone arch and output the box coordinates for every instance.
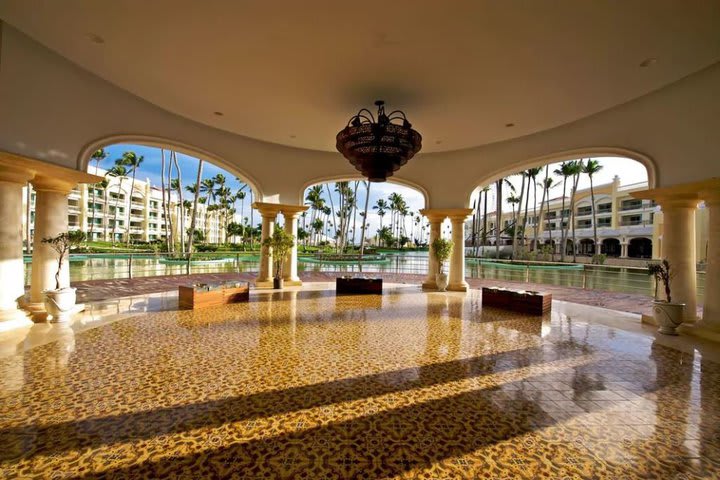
[77,134,264,200]
[466,147,657,207]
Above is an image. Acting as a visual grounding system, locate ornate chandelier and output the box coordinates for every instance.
[336,100,422,182]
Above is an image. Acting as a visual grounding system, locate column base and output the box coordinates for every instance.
[255,279,274,289]
[447,282,469,292]
[0,309,33,332]
[678,323,720,343]
[282,277,303,286]
[422,281,437,290]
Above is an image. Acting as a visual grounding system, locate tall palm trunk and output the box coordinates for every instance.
[173,152,185,253]
[359,182,371,255]
[522,175,531,251]
[532,177,539,252]
[559,176,568,262]
[125,167,137,247]
[187,159,203,254]
[111,178,124,246]
[570,167,582,263]
[160,149,170,252]
[166,155,175,253]
[589,176,598,258]
[482,188,488,249]
[512,174,526,259]
[325,184,338,251]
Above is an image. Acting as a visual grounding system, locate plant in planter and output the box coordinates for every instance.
[41,231,86,322]
[647,259,686,335]
[262,226,295,289]
[432,237,454,291]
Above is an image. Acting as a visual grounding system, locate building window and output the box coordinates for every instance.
[150,200,158,209]
[576,219,591,228]
[597,217,611,227]
[546,211,557,219]
[597,203,612,213]
[621,199,642,211]
[576,206,592,216]
[621,215,642,226]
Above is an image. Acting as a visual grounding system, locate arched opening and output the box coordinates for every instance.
[579,238,595,255]
[78,142,258,251]
[301,179,427,253]
[602,238,621,257]
[468,152,652,262]
[628,237,652,259]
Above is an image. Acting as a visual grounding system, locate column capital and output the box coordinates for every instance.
[30,175,77,194]
[0,165,33,184]
[420,208,473,222]
[281,205,309,219]
[700,189,720,207]
[658,197,700,210]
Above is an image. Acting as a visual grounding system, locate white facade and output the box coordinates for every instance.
[21,168,245,246]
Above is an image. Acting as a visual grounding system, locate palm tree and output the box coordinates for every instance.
[88,148,108,241]
[359,181,371,254]
[525,167,542,252]
[481,186,490,249]
[583,159,603,260]
[185,159,203,254]
[512,171,526,259]
[568,160,584,262]
[200,178,216,241]
[373,198,388,230]
[107,164,127,245]
[539,168,557,260]
[98,178,110,241]
[116,151,144,246]
[554,162,574,262]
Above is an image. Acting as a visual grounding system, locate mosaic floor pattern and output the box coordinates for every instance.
[1,285,719,479]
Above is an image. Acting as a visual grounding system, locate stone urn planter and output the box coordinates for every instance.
[273,277,284,290]
[44,287,77,323]
[435,273,449,292]
[432,237,453,292]
[648,259,685,335]
[652,300,686,335]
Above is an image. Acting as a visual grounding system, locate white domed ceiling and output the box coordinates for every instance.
[1,0,719,153]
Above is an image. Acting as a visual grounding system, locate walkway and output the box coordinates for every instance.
[70,272,662,317]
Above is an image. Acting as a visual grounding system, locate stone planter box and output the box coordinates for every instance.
[336,277,383,294]
[179,281,250,309]
[481,287,551,315]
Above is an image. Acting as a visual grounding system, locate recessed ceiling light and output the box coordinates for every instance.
[289,134,297,139]
[640,58,657,68]
[213,111,224,116]
[435,140,442,145]
[85,33,105,44]
[505,123,515,128]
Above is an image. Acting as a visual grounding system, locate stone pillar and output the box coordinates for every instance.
[29,179,74,307]
[448,214,470,292]
[660,198,698,322]
[698,191,720,332]
[256,213,276,287]
[421,212,443,289]
[283,211,302,285]
[0,168,34,330]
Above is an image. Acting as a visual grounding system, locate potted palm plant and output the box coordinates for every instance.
[262,226,295,289]
[647,259,686,335]
[41,231,86,322]
[432,237,453,291]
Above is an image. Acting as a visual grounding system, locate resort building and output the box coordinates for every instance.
[20,168,246,247]
[1,3,720,479]
[479,175,710,262]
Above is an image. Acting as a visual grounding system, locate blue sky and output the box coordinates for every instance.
[92,145,646,240]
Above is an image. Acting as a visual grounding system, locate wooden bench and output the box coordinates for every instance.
[481,287,551,315]
[178,281,250,309]
[336,277,383,294]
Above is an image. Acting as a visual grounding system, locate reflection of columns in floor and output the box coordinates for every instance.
[0,168,34,330]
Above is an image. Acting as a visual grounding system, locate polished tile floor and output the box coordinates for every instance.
[1,284,719,479]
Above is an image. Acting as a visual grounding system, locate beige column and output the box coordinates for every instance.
[420,210,444,289]
[281,206,308,286]
[620,242,628,258]
[448,213,472,292]
[0,168,34,330]
[29,179,75,307]
[698,191,720,332]
[256,213,276,287]
[659,198,698,322]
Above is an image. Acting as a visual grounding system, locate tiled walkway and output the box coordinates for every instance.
[70,272,663,316]
[1,285,719,478]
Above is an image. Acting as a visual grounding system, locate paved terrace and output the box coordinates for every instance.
[61,272,681,317]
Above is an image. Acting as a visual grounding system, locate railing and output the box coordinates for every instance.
[21,252,706,305]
